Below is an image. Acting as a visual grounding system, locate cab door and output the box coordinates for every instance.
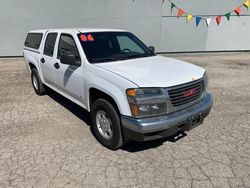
[53,33,84,103]
[40,32,58,86]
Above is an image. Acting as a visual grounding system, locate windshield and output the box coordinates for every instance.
[78,32,155,63]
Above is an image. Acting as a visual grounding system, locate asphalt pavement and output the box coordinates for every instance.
[0,52,249,187]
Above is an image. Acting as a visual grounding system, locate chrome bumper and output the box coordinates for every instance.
[121,93,213,141]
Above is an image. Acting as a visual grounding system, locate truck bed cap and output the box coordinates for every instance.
[29,28,127,34]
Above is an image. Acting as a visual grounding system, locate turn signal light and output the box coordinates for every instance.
[127,89,137,97]
[129,103,140,117]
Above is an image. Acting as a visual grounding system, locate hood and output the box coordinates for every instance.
[95,55,205,88]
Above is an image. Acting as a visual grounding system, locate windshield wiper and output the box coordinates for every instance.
[91,57,119,63]
[91,54,152,63]
[124,53,151,59]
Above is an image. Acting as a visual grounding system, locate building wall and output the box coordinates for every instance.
[0,0,249,56]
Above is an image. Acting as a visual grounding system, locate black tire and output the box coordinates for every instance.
[31,68,46,96]
[91,99,124,150]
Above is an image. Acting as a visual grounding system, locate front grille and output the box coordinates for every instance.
[168,79,204,107]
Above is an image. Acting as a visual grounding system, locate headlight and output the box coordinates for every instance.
[126,88,168,118]
[203,72,208,90]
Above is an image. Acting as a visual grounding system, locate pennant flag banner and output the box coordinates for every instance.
[244,0,250,8]
[216,16,222,25]
[196,17,202,27]
[225,13,231,21]
[166,0,249,27]
[177,9,184,18]
[235,7,242,15]
[187,14,193,23]
[142,0,250,27]
[171,3,175,12]
[206,18,212,26]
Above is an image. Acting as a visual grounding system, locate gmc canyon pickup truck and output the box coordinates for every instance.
[23,28,213,150]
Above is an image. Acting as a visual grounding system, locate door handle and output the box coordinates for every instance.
[54,63,60,69]
[41,58,45,63]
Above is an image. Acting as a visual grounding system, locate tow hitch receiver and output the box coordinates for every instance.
[189,113,204,130]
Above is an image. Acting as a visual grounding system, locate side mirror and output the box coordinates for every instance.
[148,46,155,53]
[61,53,81,66]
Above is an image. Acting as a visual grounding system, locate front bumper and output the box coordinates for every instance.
[121,93,213,142]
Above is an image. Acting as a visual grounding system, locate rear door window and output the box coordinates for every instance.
[43,33,58,57]
[24,33,43,49]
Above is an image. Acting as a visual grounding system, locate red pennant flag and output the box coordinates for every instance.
[235,7,241,15]
[178,9,184,18]
[216,16,222,25]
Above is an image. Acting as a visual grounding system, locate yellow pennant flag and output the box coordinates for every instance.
[187,14,193,23]
[244,0,250,8]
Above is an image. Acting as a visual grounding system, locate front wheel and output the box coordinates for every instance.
[31,68,46,96]
[91,99,124,150]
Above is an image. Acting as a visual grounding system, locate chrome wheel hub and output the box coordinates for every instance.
[32,75,39,90]
[96,110,113,139]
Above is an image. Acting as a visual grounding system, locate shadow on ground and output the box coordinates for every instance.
[46,88,187,152]
[121,131,187,152]
[47,88,91,126]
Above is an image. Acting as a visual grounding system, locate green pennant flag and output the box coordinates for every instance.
[171,3,176,12]
[225,13,231,21]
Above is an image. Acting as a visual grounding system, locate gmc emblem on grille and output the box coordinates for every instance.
[183,88,198,97]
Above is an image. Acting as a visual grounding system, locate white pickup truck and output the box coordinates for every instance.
[23,28,213,150]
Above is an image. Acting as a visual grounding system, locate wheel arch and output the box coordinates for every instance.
[29,62,37,72]
[89,88,121,115]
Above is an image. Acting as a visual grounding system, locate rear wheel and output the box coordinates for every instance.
[91,99,124,150]
[31,68,46,95]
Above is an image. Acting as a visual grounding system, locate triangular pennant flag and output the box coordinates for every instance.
[206,18,212,26]
[244,0,250,8]
[171,3,176,12]
[187,14,193,23]
[235,7,241,15]
[196,17,202,27]
[225,13,231,21]
[216,16,222,25]
[177,9,184,18]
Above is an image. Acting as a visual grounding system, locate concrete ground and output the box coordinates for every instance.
[0,53,249,188]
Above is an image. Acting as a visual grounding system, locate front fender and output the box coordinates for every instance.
[84,65,138,116]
